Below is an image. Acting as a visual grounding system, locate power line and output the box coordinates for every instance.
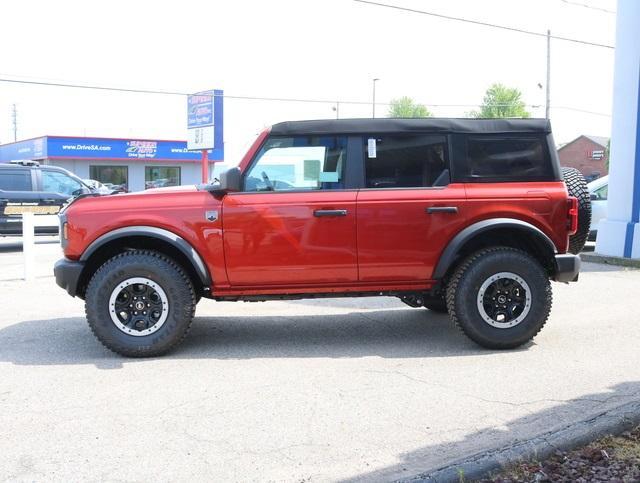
[352,0,614,49]
[553,105,611,117]
[559,0,616,14]
[0,76,526,108]
[0,76,609,117]
[0,76,379,106]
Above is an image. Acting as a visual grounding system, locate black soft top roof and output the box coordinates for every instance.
[271,118,552,136]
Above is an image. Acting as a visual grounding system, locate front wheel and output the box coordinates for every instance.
[446,247,552,350]
[85,250,196,357]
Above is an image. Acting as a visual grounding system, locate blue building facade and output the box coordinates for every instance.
[0,135,225,192]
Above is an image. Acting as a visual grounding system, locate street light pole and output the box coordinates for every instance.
[372,78,380,118]
[545,29,551,119]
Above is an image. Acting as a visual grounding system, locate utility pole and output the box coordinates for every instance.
[372,78,380,118]
[545,30,551,119]
[12,104,17,141]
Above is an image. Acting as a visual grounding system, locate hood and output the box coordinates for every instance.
[134,185,199,194]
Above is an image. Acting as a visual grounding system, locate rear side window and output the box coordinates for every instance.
[0,170,32,191]
[364,135,449,189]
[460,136,552,182]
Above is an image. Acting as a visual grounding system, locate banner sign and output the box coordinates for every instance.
[45,137,220,161]
[0,136,223,163]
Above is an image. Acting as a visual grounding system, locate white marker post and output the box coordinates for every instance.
[22,212,35,281]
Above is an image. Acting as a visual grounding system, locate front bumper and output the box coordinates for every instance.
[54,258,84,297]
[553,254,581,282]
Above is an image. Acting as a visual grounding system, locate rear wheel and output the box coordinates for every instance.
[85,250,196,357]
[562,167,591,254]
[446,247,552,349]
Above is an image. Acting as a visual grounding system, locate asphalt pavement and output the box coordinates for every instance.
[0,237,639,481]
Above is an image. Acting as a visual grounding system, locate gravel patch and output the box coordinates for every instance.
[480,425,640,482]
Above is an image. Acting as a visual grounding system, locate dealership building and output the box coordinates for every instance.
[0,135,225,191]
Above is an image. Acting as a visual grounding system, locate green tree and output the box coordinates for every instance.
[470,83,531,118]
[387,96,432,118]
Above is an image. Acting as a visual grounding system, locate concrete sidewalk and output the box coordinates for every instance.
[0,241,639,481]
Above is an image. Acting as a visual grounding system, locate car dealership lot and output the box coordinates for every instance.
[0,240,639,481]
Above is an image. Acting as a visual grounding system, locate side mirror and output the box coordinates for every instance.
[211,167,241,194]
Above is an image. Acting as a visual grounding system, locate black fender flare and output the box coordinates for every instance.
[80,226,211,286]
[432,218,557,280]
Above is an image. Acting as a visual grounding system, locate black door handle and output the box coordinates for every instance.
[42,199,57,203]
[314,209,347,217]
[426,206,458,214]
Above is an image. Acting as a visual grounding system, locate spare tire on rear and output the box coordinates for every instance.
[562,167,591,254]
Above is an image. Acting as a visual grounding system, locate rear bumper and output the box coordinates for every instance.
[54,258,84,297]
[553,254,581,282]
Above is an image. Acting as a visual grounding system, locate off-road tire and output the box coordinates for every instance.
[562,167,591,254]
[446,247,552,350]
[85,250,196,357]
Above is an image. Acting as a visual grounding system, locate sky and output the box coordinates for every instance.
[0,0,617,163]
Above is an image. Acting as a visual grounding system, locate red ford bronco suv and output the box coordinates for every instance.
[54,118,590,357]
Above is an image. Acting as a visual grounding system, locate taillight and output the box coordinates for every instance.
[567,197,578,235]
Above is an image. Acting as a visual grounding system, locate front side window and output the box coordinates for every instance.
[244,136,347,191]
[145,166,181,189]
[364,135,449,188]
[462,136,551,182]
[42,170,83,196]
[0,170,31,191]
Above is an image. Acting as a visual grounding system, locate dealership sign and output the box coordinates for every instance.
[0,136,224,163]
[46,137,206,161]
[187,89,223,152]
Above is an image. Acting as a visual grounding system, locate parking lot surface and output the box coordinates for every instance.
[1,238,639,481]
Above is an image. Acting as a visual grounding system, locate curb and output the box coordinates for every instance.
[404,399,640,482]
[580,252,640,269]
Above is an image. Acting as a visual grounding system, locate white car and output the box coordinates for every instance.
[83,179,116,195]
[587,175,608,240]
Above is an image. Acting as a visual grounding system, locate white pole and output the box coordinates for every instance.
[22,212,35,281]
[545,29,551,119]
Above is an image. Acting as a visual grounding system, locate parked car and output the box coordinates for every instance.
[0,160,92,235]
[145,179,171,189]
[103,183,127,193]
[54,118,590,357]
[588,175,608,241]
[83,179,118,195]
